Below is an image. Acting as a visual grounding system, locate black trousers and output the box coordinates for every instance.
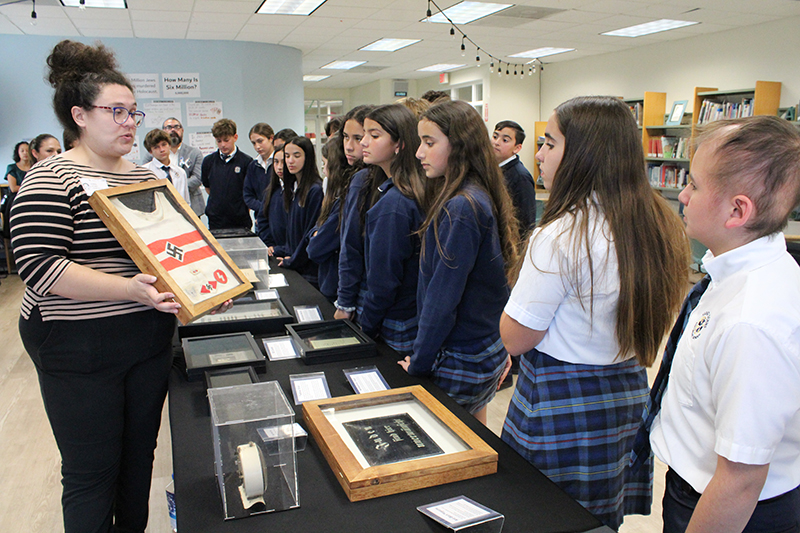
[664,468,800,533]
[20,307,175,533]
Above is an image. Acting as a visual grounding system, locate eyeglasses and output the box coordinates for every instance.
[92,105,146,127]
[163,124,183,131]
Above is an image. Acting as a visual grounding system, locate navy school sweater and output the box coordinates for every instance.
[359,178,423,338]
[277,182,323,285]
[201,149,253,230]
[337,168,370,309]
[409,184,510,376]
[307,197,341,301]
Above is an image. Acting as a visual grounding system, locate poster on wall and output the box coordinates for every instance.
[186,101,224,127]
[162,73,201,98]
[128,74,160,99]
[123,135,141,162]
[143,100,182,129]
[189,132,217,156]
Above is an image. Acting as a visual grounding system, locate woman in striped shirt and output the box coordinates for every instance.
[11,40,187,533]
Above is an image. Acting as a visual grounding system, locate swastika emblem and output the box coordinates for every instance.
[165,242,184,262]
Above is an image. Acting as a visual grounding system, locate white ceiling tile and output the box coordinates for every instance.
[127,0,195,10]
[190,12,251,25]
[81,28,135,38]
[132,20,189,34]
[193,1,261,14]
[0,15,24,34]
[185,30,241,40]
[130,10,191,23]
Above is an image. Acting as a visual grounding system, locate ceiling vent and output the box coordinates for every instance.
[471,5,566,28]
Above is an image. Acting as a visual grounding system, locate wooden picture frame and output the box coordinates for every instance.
[666,100,688,125]
[302,385,498,501]
[89,179,252,324]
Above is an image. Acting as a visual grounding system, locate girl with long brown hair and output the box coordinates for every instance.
[358,104,425,355]
[499,96,689,529]
[399,100,519,425]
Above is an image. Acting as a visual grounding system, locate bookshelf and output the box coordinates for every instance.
[691,81,782,136]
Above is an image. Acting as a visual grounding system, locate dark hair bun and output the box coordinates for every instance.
[47,40,119,88]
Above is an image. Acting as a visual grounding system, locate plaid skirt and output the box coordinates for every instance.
[502,349,653,530]
[380,315,418,357]
[431,335,507,415]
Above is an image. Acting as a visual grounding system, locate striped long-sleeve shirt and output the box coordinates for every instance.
[11,156,155,321]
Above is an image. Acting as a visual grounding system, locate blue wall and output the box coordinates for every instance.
[0,35,303,167]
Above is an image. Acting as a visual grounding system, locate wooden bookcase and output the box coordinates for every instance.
[691,81,781,137]
[533,120,547,189]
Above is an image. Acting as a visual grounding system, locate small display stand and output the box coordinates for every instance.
[302,386,498,502]
[343,366,390,394]
[181,332,265,381]
[207,381,299,520]
[418,496,504,532]
[286,319,376,364]
[263,336,300,361]
[289,372,332,405]
[178,299,293,338]
[218,236,270,287]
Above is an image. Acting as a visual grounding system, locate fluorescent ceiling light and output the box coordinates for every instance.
[321,60,366,70]
[602,19,699,37]
[303,75,330,82]
[509,47,574,59]
[428,1,513,24]
[359,38,421,52]
[256,0,327,16]
[60,0,127,8]
[417,63,465,72]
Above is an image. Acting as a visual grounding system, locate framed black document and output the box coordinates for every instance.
[181,331,265,381]
[178,299,293,338]
[302,386,498,501]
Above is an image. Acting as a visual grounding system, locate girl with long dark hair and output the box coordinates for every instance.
[399,100,519,425]
[500,96,689,529]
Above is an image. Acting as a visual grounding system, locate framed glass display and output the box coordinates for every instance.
[418,495,504,533]
[178,299,293,338]
[181,331,265,381]
[205,366,259,389]
[88,179,252,324]
[302,385,498,502]
[666,100,688,125]
[286,319,376,364]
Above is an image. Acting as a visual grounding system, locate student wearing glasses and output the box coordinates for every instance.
[11,39,229,533]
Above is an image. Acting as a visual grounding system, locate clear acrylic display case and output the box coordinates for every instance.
[218,236,270,287]
[207,381,299,520]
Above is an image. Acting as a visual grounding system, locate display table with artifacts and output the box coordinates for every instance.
[168,262,605,533]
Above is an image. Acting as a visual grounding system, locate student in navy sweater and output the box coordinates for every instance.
[333,105,373,319]
[273,136,323,285]
[358,104,425,355]
[257,145,286,252]
[399,100,520,425]
[201,118,253,230]
[307,136,344,301]
[243,122,274,219]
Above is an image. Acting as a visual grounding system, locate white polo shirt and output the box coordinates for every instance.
[505,200,626,365]
[651,234,800,499]
[144,155,190,205]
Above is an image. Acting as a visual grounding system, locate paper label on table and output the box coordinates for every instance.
[427,498,491,525]
[209,350,251,364]
[293,377,329,403]
[349,371,389,393]
[263,337,298,360]
[269,274,288,287]
[295,307,322,323]
[255,289,279,300]
[240,267,260,283]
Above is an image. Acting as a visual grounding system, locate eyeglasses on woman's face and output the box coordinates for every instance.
[92,105,146,127]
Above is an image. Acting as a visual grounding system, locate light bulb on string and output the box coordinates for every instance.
[450,27,455,39]
[79,0,86,10]
[520,66,524,79]
[529,66,533,76]
[460,36,466,57]
[489,60,494,73]
[30,0,37,25]
[426,0,432,23]
[476,49,481,68]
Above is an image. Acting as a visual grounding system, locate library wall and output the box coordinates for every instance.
[540,16,800,114]
[0,35,303,162]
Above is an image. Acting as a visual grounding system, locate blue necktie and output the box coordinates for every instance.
[161,165,172,183]
[630,275,711,468]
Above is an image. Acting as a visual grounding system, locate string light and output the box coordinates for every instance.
[79,0,86,10]
[30,0,37,25]
[426,0,541,82]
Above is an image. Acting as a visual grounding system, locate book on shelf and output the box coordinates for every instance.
[629,102,643,126]
[697,98,754,124]
[648,137,688,159]
[647,163,687,189]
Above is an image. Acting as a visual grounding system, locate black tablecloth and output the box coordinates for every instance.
[168,264,603,533]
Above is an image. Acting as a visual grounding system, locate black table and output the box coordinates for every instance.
[168,265,603,533]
